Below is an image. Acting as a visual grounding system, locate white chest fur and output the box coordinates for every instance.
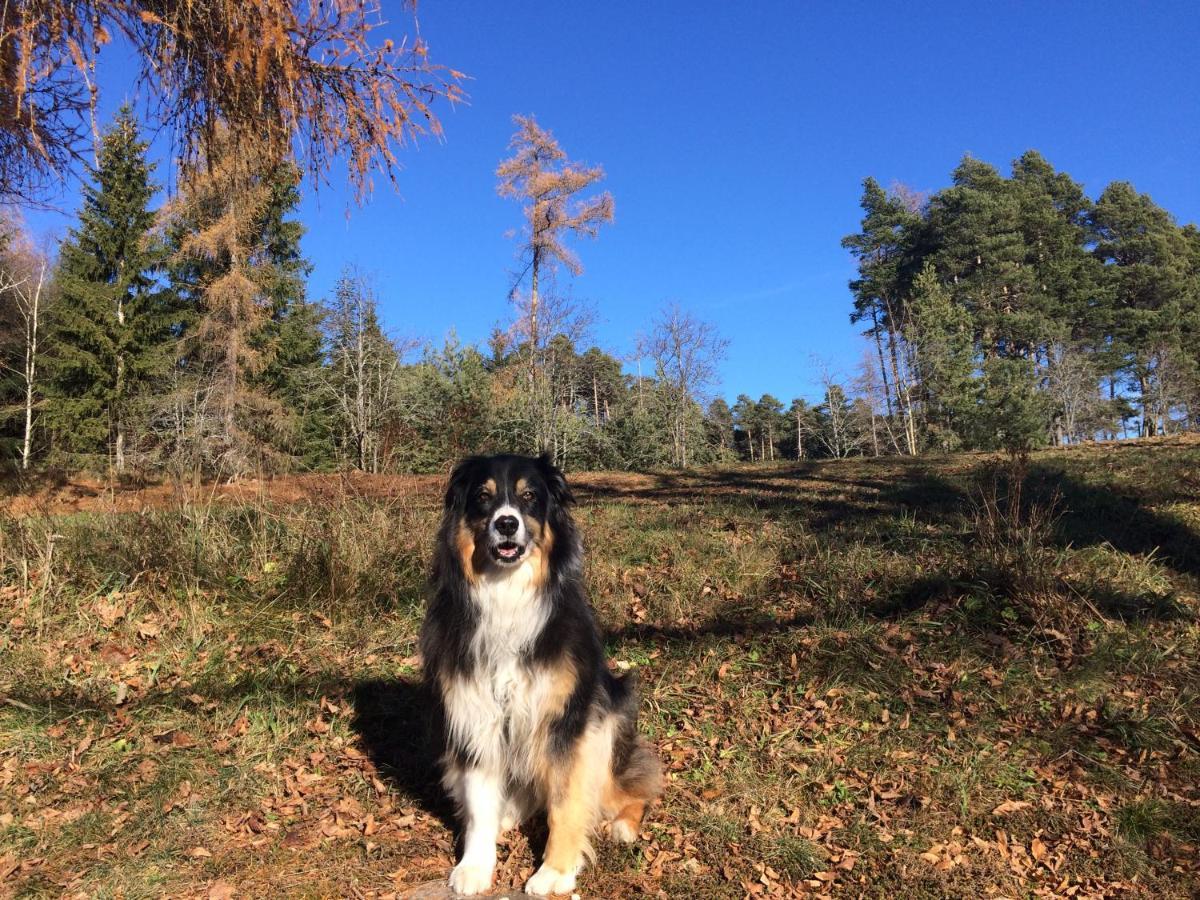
[442,561,554,777]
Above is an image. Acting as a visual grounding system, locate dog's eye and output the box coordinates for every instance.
[476,490,492,504]
[521,490,536,503]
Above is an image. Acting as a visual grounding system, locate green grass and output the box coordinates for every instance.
[2,438,1199,897]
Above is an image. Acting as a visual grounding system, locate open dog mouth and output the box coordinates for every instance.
[490,540,526,562]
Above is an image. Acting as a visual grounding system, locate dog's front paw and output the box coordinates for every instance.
[525,864,577,896]
[448,860,495,896]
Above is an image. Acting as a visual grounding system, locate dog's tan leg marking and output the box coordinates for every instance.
[526,722,610,896]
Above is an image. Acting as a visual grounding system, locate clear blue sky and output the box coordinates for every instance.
[24,0,1200,405]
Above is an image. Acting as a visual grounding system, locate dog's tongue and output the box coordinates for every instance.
[498,544,519,558]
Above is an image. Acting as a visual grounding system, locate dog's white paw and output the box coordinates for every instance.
[448,860,495,896]
[525,864,577,896]
[610,818,639,844]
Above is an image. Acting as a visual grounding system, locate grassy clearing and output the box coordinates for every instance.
[2,438,1199,897]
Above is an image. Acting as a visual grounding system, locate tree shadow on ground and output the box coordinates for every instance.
[581,458,1200,588]
[1027,465,1200,581]
[1079,586,1192,622]
[576,460,971,532]
[348,677,457,831]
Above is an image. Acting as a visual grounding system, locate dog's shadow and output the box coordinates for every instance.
[349,677,458,832]
[349,677,551,863]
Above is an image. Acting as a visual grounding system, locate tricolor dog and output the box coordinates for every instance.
[420,453,661,896]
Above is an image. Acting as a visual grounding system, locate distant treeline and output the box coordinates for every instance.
[839,152,1200,454]
[0,110,741,477]
[1,115,1196,478]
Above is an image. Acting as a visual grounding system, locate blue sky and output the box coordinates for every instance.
[23,0,1200,405]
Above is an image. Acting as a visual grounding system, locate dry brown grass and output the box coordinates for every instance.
[2,438,1199,897]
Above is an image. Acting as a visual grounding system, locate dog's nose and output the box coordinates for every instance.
[494,515,519,537]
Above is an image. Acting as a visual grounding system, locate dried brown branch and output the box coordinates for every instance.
[0,0,464,202]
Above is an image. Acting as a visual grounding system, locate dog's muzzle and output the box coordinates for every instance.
[489,507,528,564]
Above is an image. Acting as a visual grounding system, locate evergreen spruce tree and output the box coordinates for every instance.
[263,298,333,469]
[252,165,330,468]
[47,107,176,472]
[973,356,1048,452]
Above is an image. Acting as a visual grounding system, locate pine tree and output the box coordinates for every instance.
[786,398,816,460]
[755,394,785,461]
[925,156,1032,361]
[1090,182,1191,436]
[47,107,176,473]
[842,177,924,453]
[908,261,975,449]
[732,393,759,460]
[1008,151,1096,351]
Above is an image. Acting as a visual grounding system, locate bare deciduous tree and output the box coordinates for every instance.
[321,268,404,473]
[1045,344,1102,444]
[814,366,866,459]
[853,348,905,454]
[646,304,727,468]
[0,236,50,469]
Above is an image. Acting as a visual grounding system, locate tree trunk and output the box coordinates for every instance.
[22,343,34,470]
[530,246,540,356]
[20,264,44,471]
[1138,370,1154,437]
[881,296,916,455]
[870,305,894,419]
[115,286,126,475]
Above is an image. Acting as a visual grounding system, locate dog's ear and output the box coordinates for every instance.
[537,452,574,507]
[445,456,483,511]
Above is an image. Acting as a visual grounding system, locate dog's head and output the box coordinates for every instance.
[442,453,575,577]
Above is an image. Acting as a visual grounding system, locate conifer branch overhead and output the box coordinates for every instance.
[0,0,465,203]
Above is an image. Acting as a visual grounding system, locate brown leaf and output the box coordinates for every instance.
[136,619,162,639]
[208,880,236,900]
[185,846,213,858]
[99,643,133,665]
[93,597,128,628]
[1031,837,1048,861]
[992,800,1032,816]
